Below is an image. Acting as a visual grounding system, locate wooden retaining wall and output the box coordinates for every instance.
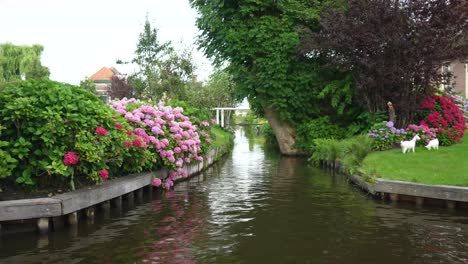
[322,160,468,210]
[0,147,226,235]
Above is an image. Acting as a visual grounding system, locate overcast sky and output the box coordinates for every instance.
[0,0,213,85]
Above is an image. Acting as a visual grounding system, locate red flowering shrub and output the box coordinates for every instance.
[63,151,79,166]
[99,169,109,180]
[420,95,466,146]
[95,127,109,136]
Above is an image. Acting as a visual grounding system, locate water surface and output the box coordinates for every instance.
[1,127,468,263]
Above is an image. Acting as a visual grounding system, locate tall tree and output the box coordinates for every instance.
[120,18,196,102]
[301,0,468,126]
[0,43,50,84]
[190,0,347,155]
[187,68,240,109]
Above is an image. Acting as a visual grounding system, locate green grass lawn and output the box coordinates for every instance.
[362,135,468,186]
[210,126,234,149]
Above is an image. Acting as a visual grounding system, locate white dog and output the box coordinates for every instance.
[401,134,421,154]
[425,138,439,150]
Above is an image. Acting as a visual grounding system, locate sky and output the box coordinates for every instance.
[0,0,213,85]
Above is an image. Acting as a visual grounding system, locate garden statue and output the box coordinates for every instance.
[401,134,421,154]
[425,138,439,150]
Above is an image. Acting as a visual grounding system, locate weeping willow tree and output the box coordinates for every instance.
[0,43,50,85]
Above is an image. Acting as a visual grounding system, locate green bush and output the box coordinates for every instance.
[309,135,372,175]
[309,138,342,165]
[0,80,153,190]
[296,116,346,151]
[340,135,373,175]
[261,123,277,144]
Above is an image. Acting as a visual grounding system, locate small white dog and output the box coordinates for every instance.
[401,134,421,154]
[425,138,439,150]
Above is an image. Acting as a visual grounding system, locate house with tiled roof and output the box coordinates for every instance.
[88,66,121,102]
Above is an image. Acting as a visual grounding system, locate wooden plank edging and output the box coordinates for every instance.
[374,179,468,202]
[0,147,225,221]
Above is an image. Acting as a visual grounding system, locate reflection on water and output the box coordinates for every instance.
[1,127,468,263]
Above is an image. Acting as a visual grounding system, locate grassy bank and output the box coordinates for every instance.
[362,135,468,186]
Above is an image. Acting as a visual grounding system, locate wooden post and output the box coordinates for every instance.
[52,216,64,231]
[415,197,424,206]
[68,212,78,225]
[136,188,143,203]
[446,200,456,209]
[126,192,135,208]
[389,193,399,202]
[112,196,122,209]
[101,200,111,211]
[37,218,49,234]
[85,206,95,224]
[387,101,396,124]
[216,109,220,125]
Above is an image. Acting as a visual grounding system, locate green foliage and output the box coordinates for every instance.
[340,135,373,175]
[309,135,372,175]
[261,123,277,144]
[187,68,241,110]
[168,99,212,124]
[79,77,96,94]
[190,0,352,124]
[120,17,196,102]
[345,110,387,137]
[0,42,50,84]
[309,138,342,164]
[295,116,346,151]
[0,80,153,190]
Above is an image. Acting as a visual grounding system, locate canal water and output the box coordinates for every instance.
[1,127,468,263]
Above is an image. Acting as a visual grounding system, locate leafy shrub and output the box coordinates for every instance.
[261,123,276,144]
[309,138,342,164]
[340,135,373,175]
[296,116,346,151]
[345,110,387,137]
[420,95,466,146]
[309,135,372,175]
[0,80,152,190]
[367,121,407,150]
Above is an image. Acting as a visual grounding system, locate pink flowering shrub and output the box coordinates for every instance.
[404,124,438,146]
[111,98,213,189]
[0,80,154,189]
[420,95,466,146]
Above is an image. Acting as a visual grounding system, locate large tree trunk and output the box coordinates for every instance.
[263,107,306,156]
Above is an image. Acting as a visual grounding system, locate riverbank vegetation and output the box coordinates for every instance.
[190,0,467,155]
[0,79,233,194]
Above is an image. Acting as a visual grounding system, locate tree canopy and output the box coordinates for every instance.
[0,43,50,84]
[190,0,353,154]
[119,18,196,101]
[190,0,350,123]
[301,0,468,126]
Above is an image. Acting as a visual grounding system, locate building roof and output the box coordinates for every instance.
[89,67,120,81]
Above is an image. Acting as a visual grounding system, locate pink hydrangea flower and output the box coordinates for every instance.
[152,178,162,187]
